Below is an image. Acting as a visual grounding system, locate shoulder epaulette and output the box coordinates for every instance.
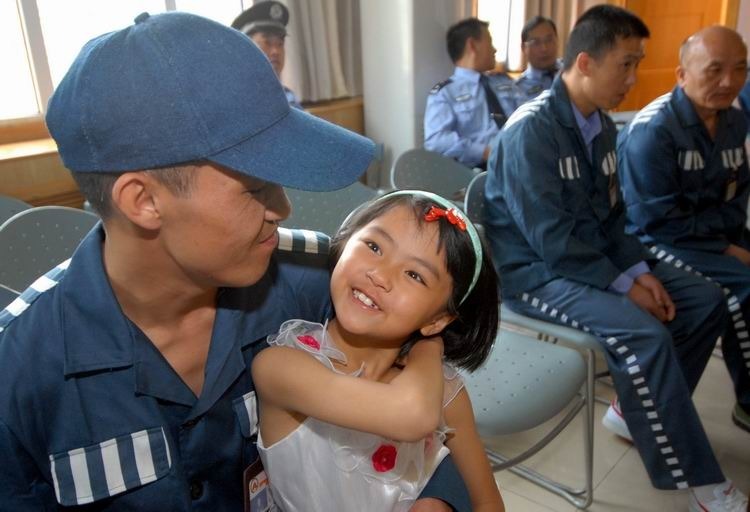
[277,227,330,255]
[0,259,70,331]
[430,79,452,94]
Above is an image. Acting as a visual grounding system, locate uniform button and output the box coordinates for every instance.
[190,480,203,500]
[182,418,199,429]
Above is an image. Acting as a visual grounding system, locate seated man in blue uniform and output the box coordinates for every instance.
[515,16,562,102]
[0,12,470,511]
[618,26,750,440]
[424,17,522,169]
[232,0,302,109]
[484,6,747,511]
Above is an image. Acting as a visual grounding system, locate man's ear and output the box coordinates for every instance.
[465,37,479,57]
[575,51,592,76]
[110,172,163,230]
[419,312,456,338]
[676,65,686,87]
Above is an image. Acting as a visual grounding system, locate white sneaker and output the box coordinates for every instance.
[688,481,748,512]
[602,399,633,442]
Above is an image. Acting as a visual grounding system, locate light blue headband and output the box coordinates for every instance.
[376,190,482,306]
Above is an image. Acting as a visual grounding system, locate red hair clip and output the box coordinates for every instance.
[424,206,467,231]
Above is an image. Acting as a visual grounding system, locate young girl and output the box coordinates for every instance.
[252,190,504,511]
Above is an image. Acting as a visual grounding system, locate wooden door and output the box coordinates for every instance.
[615,0,737,111]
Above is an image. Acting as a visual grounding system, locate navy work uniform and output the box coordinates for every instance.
[0,226,470,510]
[618,85,750,413]
[515,58,562,103]
[484,77,728,490]
[424,67,522,168]
[738,72,750,134]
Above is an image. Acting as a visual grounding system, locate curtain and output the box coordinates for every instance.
[281,0,362,103]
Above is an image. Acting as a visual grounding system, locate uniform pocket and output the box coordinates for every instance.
[49,426,172,506]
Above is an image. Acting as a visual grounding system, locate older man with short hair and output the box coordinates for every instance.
[618,26,750,473]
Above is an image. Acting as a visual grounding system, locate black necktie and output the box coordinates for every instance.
[479,75,506,128]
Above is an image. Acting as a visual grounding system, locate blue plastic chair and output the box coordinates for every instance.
[464,325,593,508]
[390,149,478,201]
[0,206,99,292]
[281,181,380,237]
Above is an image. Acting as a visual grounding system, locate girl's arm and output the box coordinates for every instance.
[444,388,505,512]
[252,337,444,442]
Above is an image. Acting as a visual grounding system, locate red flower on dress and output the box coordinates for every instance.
[296,335,320,350]
[372,444,398,472]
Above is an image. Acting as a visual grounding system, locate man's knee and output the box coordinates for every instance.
[702,281,729,327]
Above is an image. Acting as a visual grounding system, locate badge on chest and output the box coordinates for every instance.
[244,458,275,512]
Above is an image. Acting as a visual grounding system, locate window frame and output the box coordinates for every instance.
[5,0,253,142]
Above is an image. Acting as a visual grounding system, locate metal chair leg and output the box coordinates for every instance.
[486,383,594,509]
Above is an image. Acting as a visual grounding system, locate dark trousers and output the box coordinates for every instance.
[506,261,727,489]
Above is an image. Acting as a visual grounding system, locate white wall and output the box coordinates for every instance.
[360,0,471,187]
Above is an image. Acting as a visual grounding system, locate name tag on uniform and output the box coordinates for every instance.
[455,93,471,102]
[601,151,618,208]
[244,458,274,512]
[721,147,744,201]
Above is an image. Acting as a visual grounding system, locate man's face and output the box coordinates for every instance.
[585,36,645,111]
[678,32,748,114]
[523,22,559,71]
[156,163,290,288]
[473,26,497,72]
[251,31,286,77]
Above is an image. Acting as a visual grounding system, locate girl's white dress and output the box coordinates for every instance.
[257,320,464,512]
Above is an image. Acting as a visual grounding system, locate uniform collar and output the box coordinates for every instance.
[59,226,264,412]
[523,59,561,81]
[672,84,734,130]
[571,101,602,148]
[550,76,581,128]
[60,225,137,376]
[525,63,557,80]
[453,66,482,83]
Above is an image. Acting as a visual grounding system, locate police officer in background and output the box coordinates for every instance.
[424,18,522,169]
[232,0,302,109]
[516,16,562,102]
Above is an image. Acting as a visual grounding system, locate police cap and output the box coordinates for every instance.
[231,1,289,37]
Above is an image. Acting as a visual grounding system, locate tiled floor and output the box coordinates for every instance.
[487,350,749,511]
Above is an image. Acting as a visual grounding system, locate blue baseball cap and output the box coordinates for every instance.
[46,11,374,191]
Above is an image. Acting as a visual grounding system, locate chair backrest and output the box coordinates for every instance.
[463,326,586,435]
[463,171,488,224]
[0,195,31,226]
[390,149,477,199]
[281,181,379,236]
[0,206,99,292]
[0,284,19,309]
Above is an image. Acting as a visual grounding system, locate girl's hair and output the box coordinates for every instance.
[329,193,500,372]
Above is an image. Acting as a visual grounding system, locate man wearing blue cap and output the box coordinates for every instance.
[232,0,302,109]
[0,12,469,511]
